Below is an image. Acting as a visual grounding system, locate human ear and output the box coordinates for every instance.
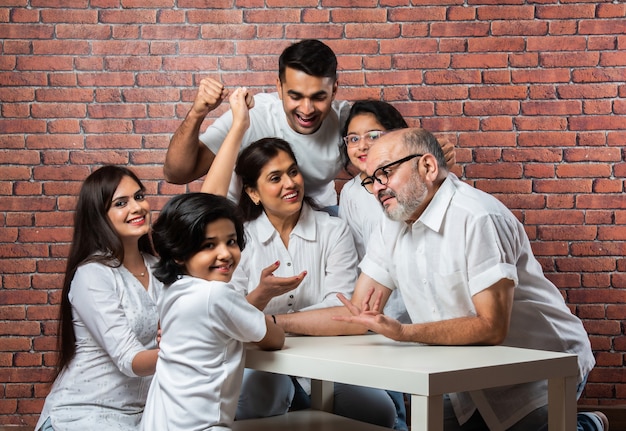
[419,154,439,181]
[245,186,261,206]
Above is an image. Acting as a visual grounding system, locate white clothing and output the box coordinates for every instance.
[200,92,351,207]
[141,276,267,431]
[361,174,595,431]
[231,203,358,315]
[339,175,409,322]
[36,255,163,431]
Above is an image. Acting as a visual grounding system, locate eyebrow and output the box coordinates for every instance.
[111,188,143,202]
[287,89,329,99]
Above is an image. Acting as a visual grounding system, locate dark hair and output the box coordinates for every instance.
[279,39,337,83]
[151,193,246,285]
[57,165,152,376]
[234,137,317,222]
[341,100,409,169]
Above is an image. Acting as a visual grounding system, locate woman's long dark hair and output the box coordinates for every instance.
[235,137,317,222]
[341,100,409,169]
[56,165,152,378]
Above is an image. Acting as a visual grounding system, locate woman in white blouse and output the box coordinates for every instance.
[35,165,163,431]
[201,87,397,428]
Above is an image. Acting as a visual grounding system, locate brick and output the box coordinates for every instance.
[492,20,548,36]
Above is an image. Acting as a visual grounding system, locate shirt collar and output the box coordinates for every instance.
[255,202,317,243]
[414,173,457,234]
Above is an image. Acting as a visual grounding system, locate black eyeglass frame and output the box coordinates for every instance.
[360,153,423,193]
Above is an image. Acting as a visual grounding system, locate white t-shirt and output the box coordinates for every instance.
[231,203,358,315]
[36,254,163,431]
[140,276,267,431]
[361,174,595,431]
[338,175,409,322]
[200,92,351,207]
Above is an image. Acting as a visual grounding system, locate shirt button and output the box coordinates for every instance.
[289,295,294,298]
[286,262,292,266]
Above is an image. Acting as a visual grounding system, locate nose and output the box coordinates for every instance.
[129,197,142,212]
[372,178,386,195]
[216,243,232,260]
[283,174,296,188]
[358,137,370,150]
[299,98,314,115]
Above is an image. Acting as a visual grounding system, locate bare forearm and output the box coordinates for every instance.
[164,111,212,184]
[277,307,368,336]
[131,348,159,376]
[256,316,285,351]
[200,122,246,196]
[398,315,507,346]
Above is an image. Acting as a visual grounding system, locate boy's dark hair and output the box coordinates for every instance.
[152,193,246,285]
[341,100,409,169]
[278,39,337,83]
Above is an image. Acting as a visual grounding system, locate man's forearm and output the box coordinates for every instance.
[276,307,368,336]
[164,111,211,184]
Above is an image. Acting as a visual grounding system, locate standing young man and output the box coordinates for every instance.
[164,39,350,208]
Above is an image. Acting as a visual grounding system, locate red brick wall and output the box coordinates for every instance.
[1,1,625,427]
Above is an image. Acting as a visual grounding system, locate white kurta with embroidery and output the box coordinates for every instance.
[339,175,409,322]
[201,92,351,207]
[35,254,163,431]
[140,276,267,431]
[231,203,358,315]
[360,174,595,431]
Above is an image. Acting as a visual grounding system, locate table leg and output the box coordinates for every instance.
[411,394,443,431]
[310,379,334,412]
[548,375,577,431]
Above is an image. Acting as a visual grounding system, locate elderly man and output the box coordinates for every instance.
[283,128,606,430]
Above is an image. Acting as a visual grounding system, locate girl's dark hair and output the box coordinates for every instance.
[234,137,317,222]
[341,100,409,169]
[151,193,246,285]
[57,165,152,377]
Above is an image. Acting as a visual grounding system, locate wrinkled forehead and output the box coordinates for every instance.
[365,130,405,175]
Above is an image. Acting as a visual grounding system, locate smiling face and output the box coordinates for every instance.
[344,112,387,177]
[107,175,151,242]
[276,67,337,135]
[183,218,241,283]
[245,149,304,222]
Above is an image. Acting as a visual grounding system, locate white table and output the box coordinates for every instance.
[233,334,578,431]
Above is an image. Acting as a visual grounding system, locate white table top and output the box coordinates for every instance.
[245,333,579,395]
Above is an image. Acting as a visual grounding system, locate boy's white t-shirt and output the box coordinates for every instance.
[141,276,267,431]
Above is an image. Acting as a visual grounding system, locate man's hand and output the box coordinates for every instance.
[190,77,229,118]
[333,288,404,341]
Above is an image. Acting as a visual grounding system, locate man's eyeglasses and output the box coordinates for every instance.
[361,154,423,193]
[343,130,386,147]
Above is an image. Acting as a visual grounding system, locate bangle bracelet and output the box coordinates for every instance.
[272,314,277,324]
